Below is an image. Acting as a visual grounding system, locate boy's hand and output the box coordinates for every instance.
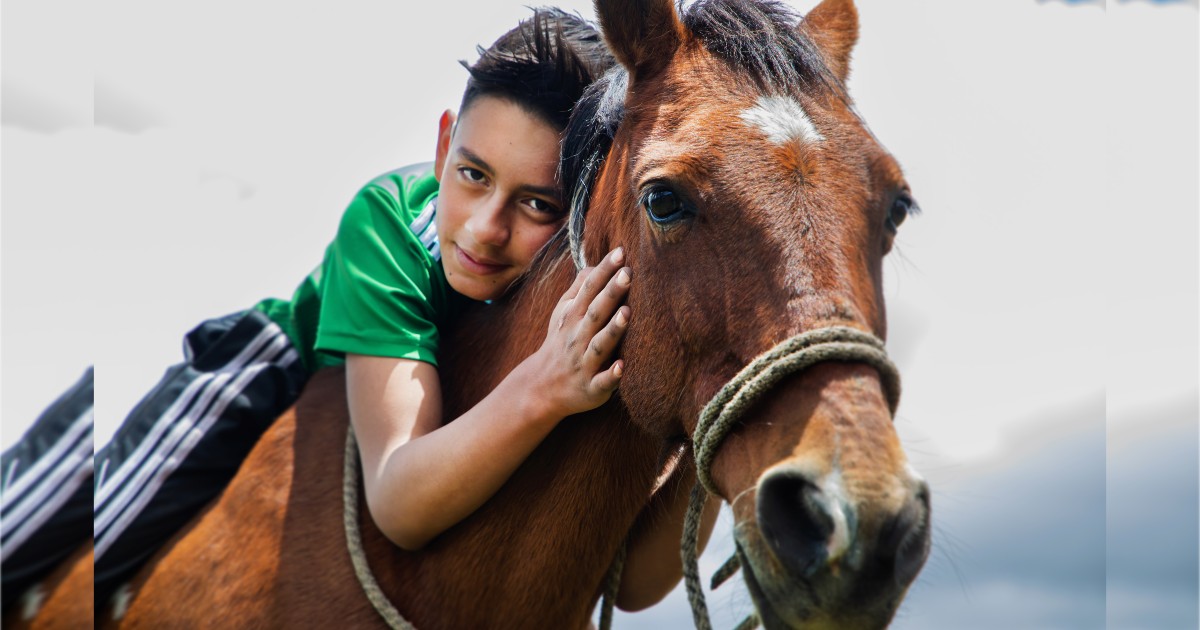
[531,247,632,419]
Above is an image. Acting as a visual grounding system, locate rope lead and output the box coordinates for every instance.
[344,429,416,629]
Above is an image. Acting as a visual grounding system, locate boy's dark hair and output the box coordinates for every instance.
[459,8,615,132]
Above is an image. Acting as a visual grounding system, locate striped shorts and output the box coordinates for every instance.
[1,309,308,606]
[1,367,94,610]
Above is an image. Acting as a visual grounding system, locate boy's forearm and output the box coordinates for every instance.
[371,360,562,550]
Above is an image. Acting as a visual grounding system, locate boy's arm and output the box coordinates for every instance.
[615,444,722,612]
[349,250,632,551]
[349,354,563,550]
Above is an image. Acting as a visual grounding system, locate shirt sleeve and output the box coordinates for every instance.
[314,183,441,366]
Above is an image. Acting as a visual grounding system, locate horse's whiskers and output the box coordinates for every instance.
[731,483,757,510]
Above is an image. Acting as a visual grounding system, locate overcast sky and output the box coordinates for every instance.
[2,0,1196,627]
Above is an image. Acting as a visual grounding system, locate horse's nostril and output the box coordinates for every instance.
[886,485,932,588]
[757,470,838,579]
[798,484,834,541]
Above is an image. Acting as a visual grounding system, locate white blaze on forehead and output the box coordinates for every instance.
[739,95,824,146]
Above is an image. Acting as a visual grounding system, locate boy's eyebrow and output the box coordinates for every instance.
[456,146,560,199]
[518,183,561,199]
[457,147,494,174]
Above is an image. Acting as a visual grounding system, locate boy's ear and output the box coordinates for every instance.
[433,109,457,182]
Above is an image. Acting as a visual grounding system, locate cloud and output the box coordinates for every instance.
[893,394,1199,629]
[1041,0,1200,5]
[1,80,89,133]
[94,81,164,133]
[2,79,165,134]
[894,396,1107,628]
[1106,394,1199,628]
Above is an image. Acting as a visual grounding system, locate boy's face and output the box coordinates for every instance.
[434,95,565,302]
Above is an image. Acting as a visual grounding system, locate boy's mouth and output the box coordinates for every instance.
[456,245,509,275]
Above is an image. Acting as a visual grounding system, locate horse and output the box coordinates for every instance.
[15,0,929,627]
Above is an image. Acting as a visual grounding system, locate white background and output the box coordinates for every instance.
[2,0,1196,627]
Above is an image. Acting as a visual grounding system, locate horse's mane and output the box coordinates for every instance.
[682,0,846,98]
[561,67,627,270]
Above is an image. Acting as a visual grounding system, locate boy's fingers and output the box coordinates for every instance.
[584,305,629,370]
[590,360,624,393]
[571,247,624,318]
[560,267,592,303]
[553,268,593,329]
[581,267,631,338]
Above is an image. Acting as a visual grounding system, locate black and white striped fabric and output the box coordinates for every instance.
[92,309,307,601]
[1,367,94,609]
[410,196,442,262]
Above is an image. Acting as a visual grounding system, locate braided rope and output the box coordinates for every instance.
[681,326,901,630]
[598,540,628,629]
[681,483,718,630]
[344,427,416,630]
[710,554,742,590]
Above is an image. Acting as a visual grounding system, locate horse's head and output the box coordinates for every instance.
[567,0,929,626]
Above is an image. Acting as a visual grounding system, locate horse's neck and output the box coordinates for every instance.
[370,258,662,627]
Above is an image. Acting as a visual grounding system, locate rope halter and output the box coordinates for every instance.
[680,326,901,630]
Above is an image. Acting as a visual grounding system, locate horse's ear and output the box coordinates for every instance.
[799,0,859,84]
[594,0,684,80]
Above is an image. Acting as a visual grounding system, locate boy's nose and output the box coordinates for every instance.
[466,199,510,246]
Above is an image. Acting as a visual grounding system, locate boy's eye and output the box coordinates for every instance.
[459,167,486,183]
[526,198,560,214]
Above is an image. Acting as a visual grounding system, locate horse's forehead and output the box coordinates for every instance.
[641,73,886,180]
[645,66,836,151]
[738,95,825,146]
[630,85,834,182]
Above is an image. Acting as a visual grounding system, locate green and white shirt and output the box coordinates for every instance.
[255,163,472,372]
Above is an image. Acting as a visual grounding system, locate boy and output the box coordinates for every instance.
[3,7,718,615]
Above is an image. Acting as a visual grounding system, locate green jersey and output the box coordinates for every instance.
[255,163,472,372]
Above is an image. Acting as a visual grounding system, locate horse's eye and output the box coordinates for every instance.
[887,195,916,232]
[643,188,686,223]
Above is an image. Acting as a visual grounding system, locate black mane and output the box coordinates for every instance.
[560,67,628,268]
[683,0,845,98]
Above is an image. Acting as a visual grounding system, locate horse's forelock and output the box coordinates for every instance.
[560,66,628,269]
[682,0,848,101]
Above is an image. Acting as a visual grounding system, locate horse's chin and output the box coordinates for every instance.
[733,526,904,630]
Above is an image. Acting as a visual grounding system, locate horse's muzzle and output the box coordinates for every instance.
[738,464,932,629]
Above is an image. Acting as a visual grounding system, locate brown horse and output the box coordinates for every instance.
[15,0,929,627]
